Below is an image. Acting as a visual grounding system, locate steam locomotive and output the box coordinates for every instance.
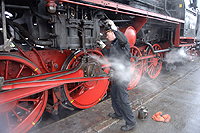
[0,0,199,132]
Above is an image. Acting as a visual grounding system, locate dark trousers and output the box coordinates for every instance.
[111,78,136,125]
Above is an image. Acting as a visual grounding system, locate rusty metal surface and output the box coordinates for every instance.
[29,57,200,133]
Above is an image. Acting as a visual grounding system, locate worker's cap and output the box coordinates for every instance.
[105,27,112,33]
[104,27,113,37]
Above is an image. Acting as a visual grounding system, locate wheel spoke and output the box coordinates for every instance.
[152,66,156,76]
[148,59,154,63]
[16,64,25,78]
[147,62,153,69]
[5,60,9,80]
[16,105,30,112]
[69,83,84,94]
[133,62,141,67]
[78,86,86,95]
[135,68,141,72]
[149,65,154,76]
[6,112,11,130]
[132,71,138,77]
[19,99,39,102]
[12,109,22,121]
[132,67,141,75]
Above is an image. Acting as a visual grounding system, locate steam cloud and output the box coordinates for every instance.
[90,55,132,83]
[164,47,190,64]
[91,47,194,84]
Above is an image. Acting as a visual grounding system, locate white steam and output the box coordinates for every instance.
[90,55,132,83]
[109,57,132,83]
[164,47,190,64]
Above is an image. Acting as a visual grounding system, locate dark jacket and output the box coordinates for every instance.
[102,29,131,67]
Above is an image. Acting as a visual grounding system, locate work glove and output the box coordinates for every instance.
[105,19,117,31]
[96,40,106,49]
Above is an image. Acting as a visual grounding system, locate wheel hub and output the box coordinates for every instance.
[85,81,97,88]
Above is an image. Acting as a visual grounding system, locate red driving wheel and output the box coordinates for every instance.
[147,44,163,79]
[0,54,48,133]
[128,46,143,90]
[61,50,110,109]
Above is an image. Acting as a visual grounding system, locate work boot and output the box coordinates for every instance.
[108,113,123,120]
[121,122,137,131]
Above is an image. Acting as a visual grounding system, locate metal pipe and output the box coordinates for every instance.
[185,46,192,52]
[113,20,133,23]
[5,4,30,9]
[144,41,155,54]
[82,30,87,54]
[170,30,174,47]
[6,20,32,47]
[8,20,52,46]
[28,1,52,21]
[143,41,170,54]
[164,0,171,16]
[154,48,171,53]
[1,0,7,45]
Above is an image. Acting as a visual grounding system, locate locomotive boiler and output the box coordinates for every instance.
[0,0,199,132]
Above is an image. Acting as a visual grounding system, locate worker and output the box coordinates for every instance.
[97,19,137,131]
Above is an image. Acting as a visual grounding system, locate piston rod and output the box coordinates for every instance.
[154,48,171,53]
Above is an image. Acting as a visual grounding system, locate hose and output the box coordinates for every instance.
[8,20,52,46]
[28,1,52,21]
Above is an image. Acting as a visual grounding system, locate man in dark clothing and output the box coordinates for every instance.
[97,19,137,131]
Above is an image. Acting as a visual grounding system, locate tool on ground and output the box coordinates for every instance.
[138,100,149,120]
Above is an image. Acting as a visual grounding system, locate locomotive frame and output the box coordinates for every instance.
[0,0,199,132]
